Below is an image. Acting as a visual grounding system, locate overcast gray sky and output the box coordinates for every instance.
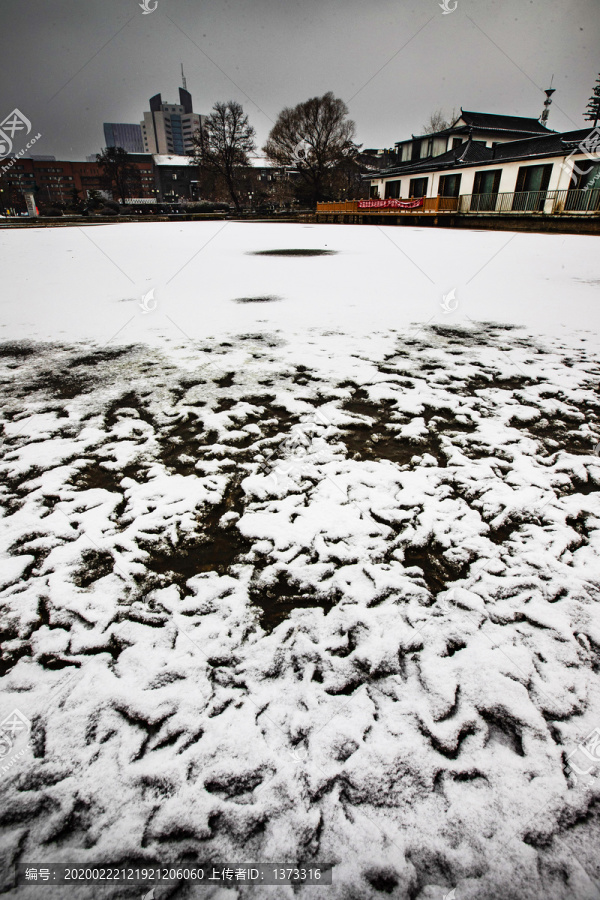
[0,0,598,160]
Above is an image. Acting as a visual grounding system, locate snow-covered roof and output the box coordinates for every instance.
[247,156,275,168]
[152,154,196,166]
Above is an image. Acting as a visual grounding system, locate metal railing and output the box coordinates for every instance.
[459,188,600,215]
[317,189,600,217]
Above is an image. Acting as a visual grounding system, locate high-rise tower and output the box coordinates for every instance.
[140,72,204,155]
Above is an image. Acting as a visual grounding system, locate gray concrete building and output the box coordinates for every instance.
[141,88,204,156]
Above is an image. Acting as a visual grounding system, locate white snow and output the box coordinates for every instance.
[1,221,600,899]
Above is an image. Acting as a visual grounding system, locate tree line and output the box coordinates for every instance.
[97,92,365,212]
[5,73,599,215]
[103,71,600,211]
[191,91,365,211]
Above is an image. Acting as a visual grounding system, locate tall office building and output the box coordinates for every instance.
[140,82,204,156]
[103,123,144,154]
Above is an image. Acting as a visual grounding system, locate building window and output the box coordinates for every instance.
[369,185,380,199]
[411,141,421,161]
[384,180,401,199]
[452,138,462,150]
[409,177,428,198]
[514,164,552,194]
[512,164,553,211]
[471,169,502,211]
[438,173,461,197]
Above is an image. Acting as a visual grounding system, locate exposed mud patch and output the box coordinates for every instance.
[158,414,207,476]
[105,391,156,430]
[72,549,115,588]
[137,480,248,595]
[31,370,95,400]
[339,391,468,467]
[249,570,339,633]
[68,348,133,368]
[0,341,38,359]
[403,540,471,596]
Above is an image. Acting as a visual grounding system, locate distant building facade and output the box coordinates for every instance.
[103,123,144,154]
[152,154,200,202]
[0,155,157,206]
[141,89,204,156]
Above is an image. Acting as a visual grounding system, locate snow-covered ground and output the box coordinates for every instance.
[1,222,600,899]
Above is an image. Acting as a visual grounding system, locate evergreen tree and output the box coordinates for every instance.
[68,187,85,213]
[584,73,600,127]
[86,190,104,210]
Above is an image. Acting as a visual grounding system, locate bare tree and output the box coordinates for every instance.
[268,175,296,208]
[421,107,458,135]
[193,101,256,211]
[328,155,370,201]
[96,147,141,203]
[263,92,358,207]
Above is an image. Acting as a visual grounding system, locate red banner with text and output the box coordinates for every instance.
[358,199,424,209]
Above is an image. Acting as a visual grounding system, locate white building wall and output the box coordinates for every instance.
[458,169,477,194]
[153,113,170,155]
[141,112,158,154]
[370,151,595,201]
